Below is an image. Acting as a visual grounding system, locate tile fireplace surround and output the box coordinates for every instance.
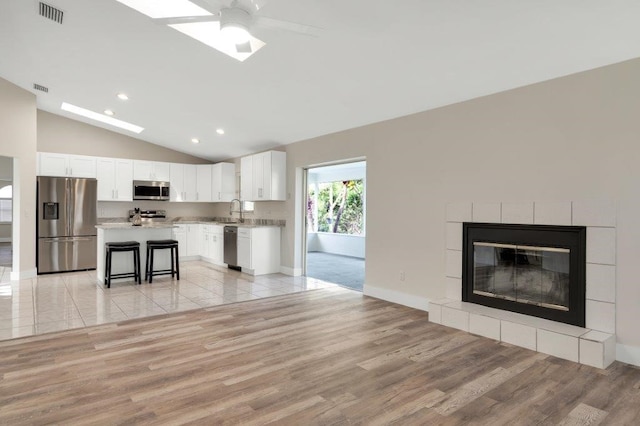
[432,201,616,369]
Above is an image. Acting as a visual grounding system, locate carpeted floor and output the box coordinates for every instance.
[0,243,11,267]
[306,251,364,292]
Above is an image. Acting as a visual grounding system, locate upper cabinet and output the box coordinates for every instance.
[38,152,96,178]
[37,152,241,204]
[170,163,197,202]
[133,160,170,182]
[211,162,236,202]
[196,164,213,202]
[96,157,133,201]
[241,151,286,201]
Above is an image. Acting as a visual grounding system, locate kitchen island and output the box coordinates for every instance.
[96,224,177,284]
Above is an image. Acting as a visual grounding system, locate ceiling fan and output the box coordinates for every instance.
[115,0,320,61]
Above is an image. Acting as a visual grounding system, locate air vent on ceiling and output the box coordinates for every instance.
[39,2,63,24]
[33,83,49,93]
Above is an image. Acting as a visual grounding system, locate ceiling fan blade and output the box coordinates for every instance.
[235,41,253,53]
[234,0,268,12]
[254,16,322,37]
[153,14,220,25]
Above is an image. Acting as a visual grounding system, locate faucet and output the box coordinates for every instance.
[230,199,244,223]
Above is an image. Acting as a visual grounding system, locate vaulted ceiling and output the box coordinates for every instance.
[1,0,639,161]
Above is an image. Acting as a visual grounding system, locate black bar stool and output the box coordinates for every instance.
[104,241,141,288]
[145,239,180,283]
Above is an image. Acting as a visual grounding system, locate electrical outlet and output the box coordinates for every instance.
[399,270,405,282]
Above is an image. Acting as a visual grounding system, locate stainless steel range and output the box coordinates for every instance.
[128,209,167,224]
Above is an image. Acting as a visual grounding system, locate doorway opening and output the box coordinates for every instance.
[304,161,366,291]
[0,155,13,281]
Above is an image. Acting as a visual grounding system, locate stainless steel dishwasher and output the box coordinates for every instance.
[224,226,239,270]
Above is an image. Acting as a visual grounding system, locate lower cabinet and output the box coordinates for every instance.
[173,223,279,273]
[237,229,251,269]
[201,224,224,265]
[236,227,281,275]
[172,224,200,260]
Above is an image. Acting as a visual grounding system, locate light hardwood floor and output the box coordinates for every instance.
[1,287,639,425]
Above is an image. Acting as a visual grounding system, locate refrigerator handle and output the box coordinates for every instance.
[66,178,72,236]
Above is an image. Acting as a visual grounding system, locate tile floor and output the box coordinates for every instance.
[0,261,339,341]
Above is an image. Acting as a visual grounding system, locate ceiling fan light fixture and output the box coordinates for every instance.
[221,23,251,44]
[220,7,252,44]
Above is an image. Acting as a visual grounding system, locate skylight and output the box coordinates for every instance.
[61,103,144,134]
[169,22,265,62]
[114,0,211,19]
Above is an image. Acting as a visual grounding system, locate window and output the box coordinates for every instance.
[307,179,364,235]
[0,184,12,222]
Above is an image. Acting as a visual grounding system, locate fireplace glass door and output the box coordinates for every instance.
[473,243,570,311]
[463,223,585,327]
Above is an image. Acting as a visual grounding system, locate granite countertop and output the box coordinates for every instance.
[96,223,177,229]
[97,217,285,228]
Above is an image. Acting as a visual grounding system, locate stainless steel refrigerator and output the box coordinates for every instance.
[37,176,97,274]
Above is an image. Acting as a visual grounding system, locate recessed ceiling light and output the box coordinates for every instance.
[117,93,129,100]
[104,109,115,116]
[114,0,211,19]
[191,138,200,144]
[61,102,144,134]
[216,128,225,135]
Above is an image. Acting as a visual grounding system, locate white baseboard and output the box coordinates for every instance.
[616,343,640,367]
[0,238,10,243]
[10,268,37,281]
[363,285,430,312]
[179,255,200,262]
[280,266,302,276]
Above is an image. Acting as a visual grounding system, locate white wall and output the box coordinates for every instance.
[307,232,365,258]
[0,77,37,278]
[37,111,210,164]
[0,224,10,242]
[0,157,12,242]
[273,58,640,359]
[169,58,640,363]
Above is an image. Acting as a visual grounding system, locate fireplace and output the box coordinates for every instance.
[462,223,586,327]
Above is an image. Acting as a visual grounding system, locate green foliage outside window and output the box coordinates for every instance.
[307,180,364,235]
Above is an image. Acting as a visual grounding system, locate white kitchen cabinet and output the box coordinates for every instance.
[96,157,133,201]
[240,155,253,202]
[236,226,281,275]
[240,151,286,201]
[211,162,236,202]
[170,163,198,202]
[172,225,187,257]
[237,229,251,269]
[186,224,200,257]
[196,165,213,202]
[38,152,97,178]
[133,160,171,182]
[172,224,200,259]
[200,224,224,264]
[211,226,224,264]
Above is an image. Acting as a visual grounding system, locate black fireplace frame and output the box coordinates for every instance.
[462,222,586,327]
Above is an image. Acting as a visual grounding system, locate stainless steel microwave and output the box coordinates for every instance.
[133,180,170,201]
